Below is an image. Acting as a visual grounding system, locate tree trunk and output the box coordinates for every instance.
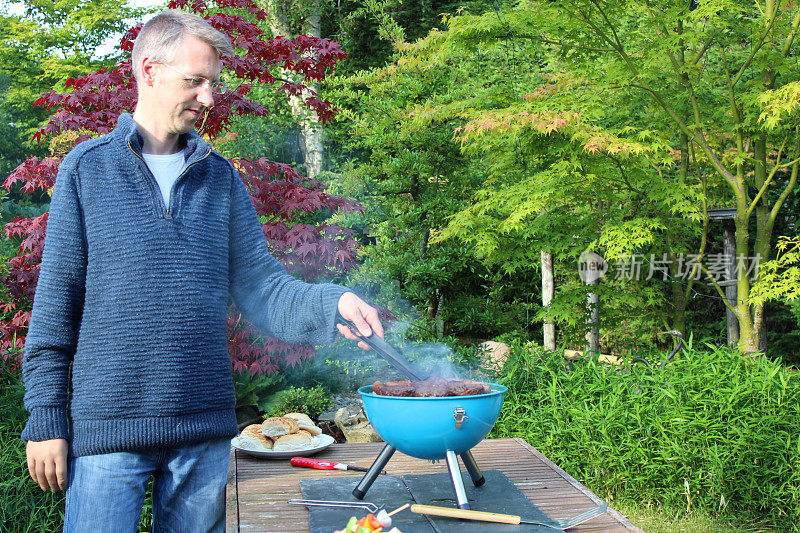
[541,251,556,350]
[256,0,324,178]
[734,205,759,354]
[435,289,445,337]
[585,280,599,355]
[723,222,740,346]
[731,137,765,355]
[665,231,687,336]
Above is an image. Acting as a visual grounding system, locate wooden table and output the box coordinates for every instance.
[226,437,642,532]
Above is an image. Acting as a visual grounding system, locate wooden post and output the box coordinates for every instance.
[723,222,739,347]
[541,251,556,350]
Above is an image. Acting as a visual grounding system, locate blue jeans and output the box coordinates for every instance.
[64,438,230,533]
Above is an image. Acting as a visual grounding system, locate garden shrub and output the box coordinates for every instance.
[267,385,332,419]
[280,349,357,394]
[233,370,285,414]
[491,342,800,530]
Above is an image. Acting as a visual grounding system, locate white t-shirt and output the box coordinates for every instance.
[143,150,187,208]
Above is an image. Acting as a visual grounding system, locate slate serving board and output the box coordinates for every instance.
[403,470,555,532]
[300,470,555,533]
[300,474,435,533]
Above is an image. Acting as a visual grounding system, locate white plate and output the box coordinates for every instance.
[231,433,335,459]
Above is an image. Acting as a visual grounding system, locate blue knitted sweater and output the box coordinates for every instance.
[21,114,347,456]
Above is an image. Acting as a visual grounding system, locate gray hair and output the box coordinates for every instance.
[131,10,234,81]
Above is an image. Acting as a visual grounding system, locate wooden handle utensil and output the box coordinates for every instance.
[387,504,409,517]
[410,504,521,524]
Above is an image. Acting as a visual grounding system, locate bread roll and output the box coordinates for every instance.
[283,413,322,436]
[273,431,313,451]
[261,416,299,438]
[240,424,274,450]
[283,412,314,425]
[301,424,322,436]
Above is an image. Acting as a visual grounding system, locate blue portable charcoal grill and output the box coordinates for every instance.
[339,319,507,510]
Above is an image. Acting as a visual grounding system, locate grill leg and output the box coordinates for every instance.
[460,450,485,487]
[445,450,470,510]
[353,444,396,500]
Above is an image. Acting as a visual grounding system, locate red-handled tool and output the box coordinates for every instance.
[290,457,386,474]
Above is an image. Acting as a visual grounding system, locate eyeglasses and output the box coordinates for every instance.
[160,63,228,92]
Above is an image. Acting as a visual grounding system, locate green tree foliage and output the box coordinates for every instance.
[325,0,505,75]
[751,236,800,304]
[225,0,505,175]
[0,72,29,179]
[339,8,696,348]
[0,0,144,170]
[398,0,800,354]
[329,40,541,338]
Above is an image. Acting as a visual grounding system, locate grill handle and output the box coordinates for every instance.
[338,316,427,381]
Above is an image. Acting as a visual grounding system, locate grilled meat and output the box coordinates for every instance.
[371,380,416,396]
[372,377,491,397]
[446,379,491,396]
[414,376,454,397]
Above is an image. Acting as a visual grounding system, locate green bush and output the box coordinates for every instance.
[267,385,332,419]
[491,342,800,530]
[279,351,352,394]
[322,357,379,390]
[233,370,285,414]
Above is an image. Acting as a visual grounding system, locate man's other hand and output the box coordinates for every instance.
[336,292,385,351]
[26,438,68,491]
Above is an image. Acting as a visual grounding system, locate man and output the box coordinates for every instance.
[21,10,382,532]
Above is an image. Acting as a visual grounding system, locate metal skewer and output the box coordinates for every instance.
[387,503,409,517]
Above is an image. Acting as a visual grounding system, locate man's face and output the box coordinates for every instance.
[150,34,221,136]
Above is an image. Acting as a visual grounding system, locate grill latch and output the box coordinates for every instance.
[453,407,468,429]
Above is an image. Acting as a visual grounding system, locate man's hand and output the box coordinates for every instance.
[26,438,68,491]
[336,292,385,351]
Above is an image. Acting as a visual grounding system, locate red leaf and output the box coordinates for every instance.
[2,0,363,370]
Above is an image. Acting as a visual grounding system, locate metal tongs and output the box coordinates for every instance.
[288,498,384,514]
[338,315,427,380]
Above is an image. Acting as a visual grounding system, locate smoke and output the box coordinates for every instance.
[315,318,488,390]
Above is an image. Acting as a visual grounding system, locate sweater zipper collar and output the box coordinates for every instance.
[127,142,211,219]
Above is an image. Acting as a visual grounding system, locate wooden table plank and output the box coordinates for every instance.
[227,438,642,532]
[226,447,239,533]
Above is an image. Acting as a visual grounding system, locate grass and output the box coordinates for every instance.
[491,341,800,531]
[612,499,782,532]
[0,364,65,532]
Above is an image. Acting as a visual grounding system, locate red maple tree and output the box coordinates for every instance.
[1,0,363,375]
